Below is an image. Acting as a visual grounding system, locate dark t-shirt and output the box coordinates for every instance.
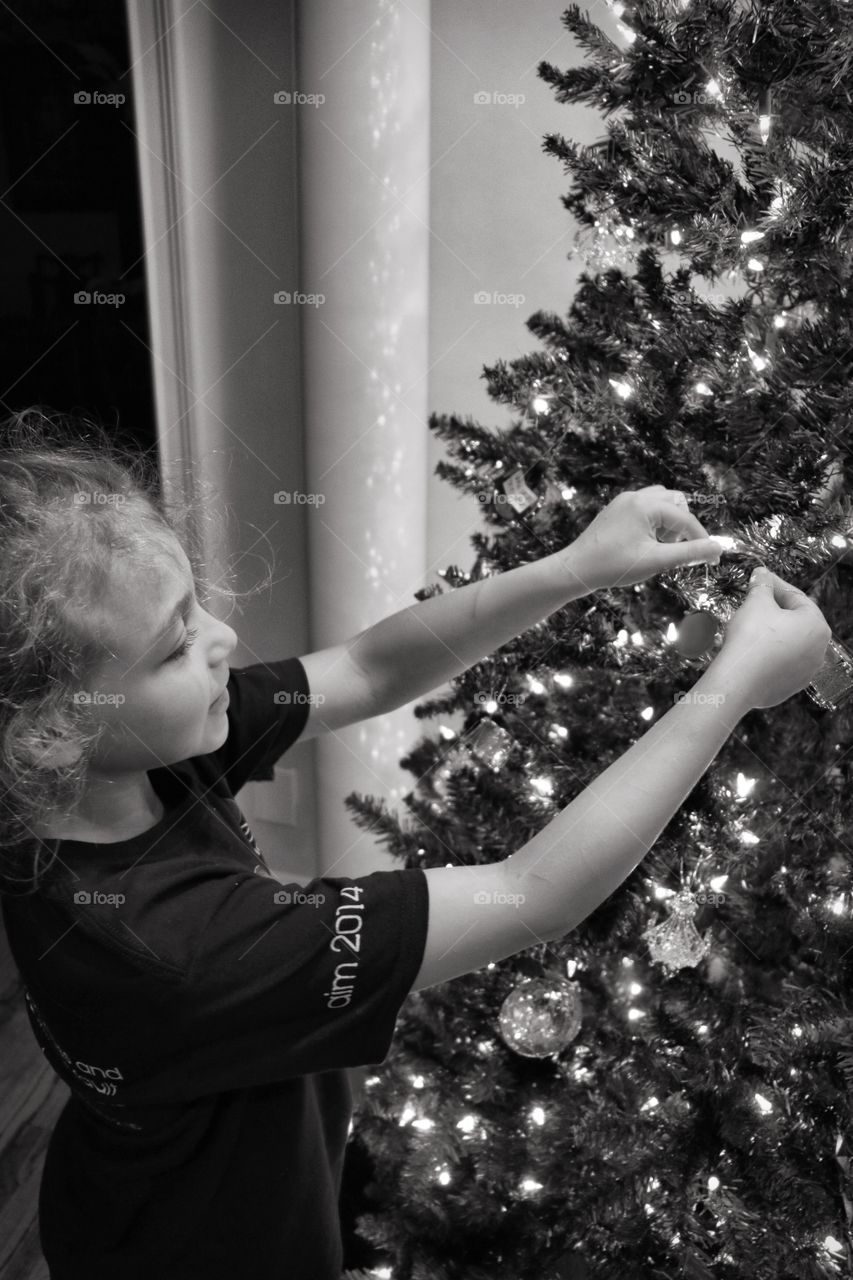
[0,657,429,1280]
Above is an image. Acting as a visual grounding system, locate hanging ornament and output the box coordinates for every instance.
[498,972,583,1058]
[674,609,721,659]
[642,887,711,975]
[489,460,548,523]
[758,86,772,145]
[569,208,639,273]
[669,540,853,711]
[807,638,853,712]
[466,719,515,769]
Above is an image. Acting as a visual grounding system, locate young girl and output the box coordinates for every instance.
[0,408,830,1280]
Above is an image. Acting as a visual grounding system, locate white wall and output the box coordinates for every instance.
[426,0,622,580]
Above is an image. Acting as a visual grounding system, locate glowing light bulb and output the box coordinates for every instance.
[520,1177,543,1193]
[773,313,787,328]
[561,486,577,501]
[531,396,551,414]
[740,229,765,244]
[665,622,678,642]
[614,629,629,647]
[759,114,771,143]
[671,227,682,245]
[527,676,546,694]
[609,378,633,399]
[746,257,765,272]
[740,830,760,845]
[831,534,847,548]
[631,630,644,646]
[457,1114,476,1132]
[735,772,756,798]
[531,776,554,797]
[709,874,728,892]
[695,381,713,396]
[708,1175,720,1191]
[554,672,574,687]
[754,1092,772,1114]
[640,706,654,721]
[483,699,498,714]
[706,79,723,99]
[531,1106,546,1125]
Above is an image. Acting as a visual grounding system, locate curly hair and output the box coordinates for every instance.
[0,406,271,897]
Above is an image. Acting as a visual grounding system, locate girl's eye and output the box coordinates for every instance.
[167,626,200,662]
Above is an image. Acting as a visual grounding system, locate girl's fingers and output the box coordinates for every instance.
[650,499,711,544]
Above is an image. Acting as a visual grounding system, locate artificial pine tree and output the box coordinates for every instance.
[343,3,853,1276]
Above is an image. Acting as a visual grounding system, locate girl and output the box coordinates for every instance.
[0,407,830,1279]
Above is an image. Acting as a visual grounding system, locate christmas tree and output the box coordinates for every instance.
[343,3,853,1276]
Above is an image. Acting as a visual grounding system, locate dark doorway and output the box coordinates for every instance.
[0,0,155,456]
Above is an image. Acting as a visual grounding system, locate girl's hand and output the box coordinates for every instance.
[561,485,723,592]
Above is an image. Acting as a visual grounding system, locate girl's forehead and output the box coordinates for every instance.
[90,542,193,666]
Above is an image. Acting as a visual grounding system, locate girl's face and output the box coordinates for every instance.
[78,539,239,774]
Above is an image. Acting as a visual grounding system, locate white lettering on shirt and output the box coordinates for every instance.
[325,886,364,1009]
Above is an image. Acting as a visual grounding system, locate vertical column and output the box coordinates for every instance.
[295,0,431,876]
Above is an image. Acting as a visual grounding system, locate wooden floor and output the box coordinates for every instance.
[0,913,65,1280]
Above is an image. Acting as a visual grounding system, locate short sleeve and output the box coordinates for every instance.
[164,865,429,1097]
[211,656,311,793]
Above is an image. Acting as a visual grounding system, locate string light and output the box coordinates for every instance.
[740,229,765,244]
[640,706,654,720]
[609,378,633,399]
[695,381,713,396]
[735,772,756,798]
[554,672,574,687]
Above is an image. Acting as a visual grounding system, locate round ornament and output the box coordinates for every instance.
[498,974,583,1058]
[674,610,720,659]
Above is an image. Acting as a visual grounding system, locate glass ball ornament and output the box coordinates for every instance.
[498,975,583,1058]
